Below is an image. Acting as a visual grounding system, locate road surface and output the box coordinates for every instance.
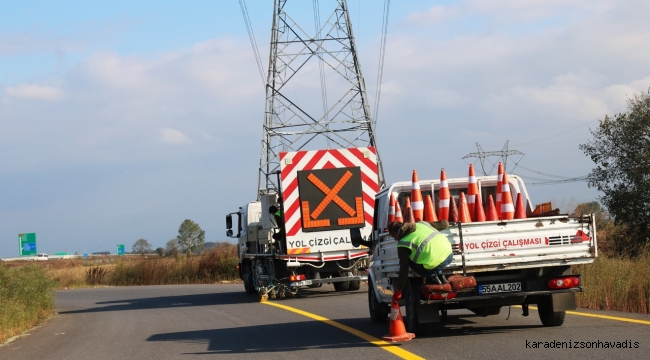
[1,284,649,359]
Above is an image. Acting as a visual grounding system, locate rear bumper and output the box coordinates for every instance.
[290,275,368,287]
[420,288,581,307]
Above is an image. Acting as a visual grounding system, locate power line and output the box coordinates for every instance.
[239,0,266,87]
[462,141,524,176]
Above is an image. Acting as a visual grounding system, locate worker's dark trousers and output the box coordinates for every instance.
[408,252,454,280]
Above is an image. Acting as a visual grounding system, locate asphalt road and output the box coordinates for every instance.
[1,284,649,359]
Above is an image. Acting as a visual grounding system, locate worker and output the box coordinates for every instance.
[268,205,285,243]
[387,220,453,303]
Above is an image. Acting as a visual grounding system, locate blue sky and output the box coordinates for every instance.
[2,0,649,258]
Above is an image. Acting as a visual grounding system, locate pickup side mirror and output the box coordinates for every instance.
[226,229,233,237]
[226,214,233,229]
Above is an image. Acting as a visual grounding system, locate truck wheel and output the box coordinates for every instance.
[334,281,350,291]
[348,280,361,291]
[368,285,389,323]
[243,266,256,295]
[538,298,566,326]
[404,281,431,335]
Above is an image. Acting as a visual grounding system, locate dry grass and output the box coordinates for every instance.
[575,254,650,314]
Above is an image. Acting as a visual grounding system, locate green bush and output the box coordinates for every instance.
[0,263,56,344]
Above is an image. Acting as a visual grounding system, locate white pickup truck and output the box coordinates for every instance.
[367,174,597,334]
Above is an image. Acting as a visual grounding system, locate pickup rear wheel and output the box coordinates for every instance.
[368,285,389,323]
[404,281,432,335]
[538,298,566,326]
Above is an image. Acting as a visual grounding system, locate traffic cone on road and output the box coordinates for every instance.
[500,172,515,220]
[514,192,527,219]
[423,194,438,222]
[496,162,504,219]
[474,193,486,222]
[449,196,459,222]
[403,196,415,224]
[394,197,403,223]
[438,169,450,221]
[485,195,498,221]
[458,192,472,223]
[382,297,415,342]
[467,164,479,217]
[411,170,424,222]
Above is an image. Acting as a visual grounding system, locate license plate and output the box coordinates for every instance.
[291,280,312,287]
[478,282,521,294]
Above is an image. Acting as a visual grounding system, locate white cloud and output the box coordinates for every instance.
[4,84,65,100]
[405,5,459,26]
[160,128,191,144]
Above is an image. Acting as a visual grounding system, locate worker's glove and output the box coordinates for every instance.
[392,290,402,304]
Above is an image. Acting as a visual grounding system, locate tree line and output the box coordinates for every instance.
[131,219,215,256]
[579,88,650,256]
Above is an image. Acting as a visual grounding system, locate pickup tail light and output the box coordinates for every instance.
[290,274,306,282]
[548,276,580,289]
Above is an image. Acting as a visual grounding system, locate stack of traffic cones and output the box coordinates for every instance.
[448,195,459,222]
[514,192,527,219]
[458,192,472,223]
[403,196,415,223]
[411,170,424,222]
[485,195,498,221]
[423,195,438,222]
[387,193,396,228]
[438,169,450,221]
[500,172,515,220]
[474,193,486,222]
[394,196,404,223]
[382,297,416,342]
[467,164,479,217]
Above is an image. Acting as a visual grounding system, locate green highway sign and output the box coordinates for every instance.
[19,233,37,256]
[117,244,125,255]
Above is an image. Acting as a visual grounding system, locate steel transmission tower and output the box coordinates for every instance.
[462,141,525,176]
[257,0,385,199]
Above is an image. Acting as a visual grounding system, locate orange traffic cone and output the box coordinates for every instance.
[485,195,498,221]
[411,170,424,222]
[500,172,515,220]
[423,194,438,222]
[514,192,527,219]
[382,297,415,342]
[467,164,479,217]
[496,162,504,220]
[474,193,486,222]
[458,192,472,223]
[394,197,403,223]
[403,196,415,223]
[387,193,396,228]
[449,196,458,222]
[438,169,450,221]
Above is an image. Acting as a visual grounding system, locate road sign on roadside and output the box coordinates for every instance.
[117,244,125,255]
[19,233,37,256]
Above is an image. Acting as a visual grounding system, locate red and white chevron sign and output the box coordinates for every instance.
[280,147,379,253]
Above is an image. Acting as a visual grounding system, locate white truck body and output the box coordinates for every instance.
[368,174,597,333]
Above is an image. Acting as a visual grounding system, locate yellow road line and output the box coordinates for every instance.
[522,306,650,325]
[262,301,425,360]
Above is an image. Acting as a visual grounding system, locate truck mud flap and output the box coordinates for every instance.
[549,292,576,311]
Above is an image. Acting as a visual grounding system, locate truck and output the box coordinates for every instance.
[367,173,597,334]
[226,1,387,299]
[227,147,380,299]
